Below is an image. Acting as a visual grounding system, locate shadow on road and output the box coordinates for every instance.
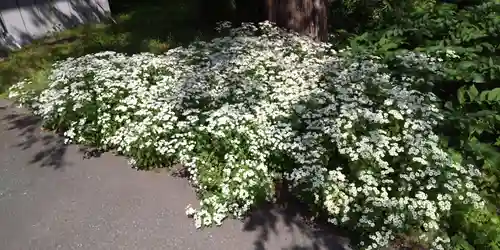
[243,201,352,250]
[1,109,104,170]
[1,111,68,169]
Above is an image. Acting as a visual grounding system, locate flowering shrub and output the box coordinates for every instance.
[9,22,485,249]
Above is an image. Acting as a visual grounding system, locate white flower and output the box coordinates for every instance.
[10,22,483,250]
[185,204,196,217]
[388,110,404,120]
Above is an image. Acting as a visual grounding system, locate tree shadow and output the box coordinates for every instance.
[0,0,110,47]
[1,109,68,169]
[1,106,106,170]
[243,201,352,250]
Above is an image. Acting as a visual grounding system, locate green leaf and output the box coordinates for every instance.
[468,85,479,101]
[458,61,476,70]
[458,87,467,104]
[468,110,497,118]
[492,217,500,225]
[487,88,500,102]
[472,73,485,83]
[480,90,489,102]
[482,42,495,52]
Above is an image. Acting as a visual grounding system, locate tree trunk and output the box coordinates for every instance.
[265,0,328,42]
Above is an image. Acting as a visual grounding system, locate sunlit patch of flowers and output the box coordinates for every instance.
[9,22,484,249]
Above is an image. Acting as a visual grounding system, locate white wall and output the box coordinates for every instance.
[0,0,110,49]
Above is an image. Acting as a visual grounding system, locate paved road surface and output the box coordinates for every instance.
[0,99,348,250]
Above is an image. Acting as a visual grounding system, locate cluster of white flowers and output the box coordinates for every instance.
[9,22,484,249]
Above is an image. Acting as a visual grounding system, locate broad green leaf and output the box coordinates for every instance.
[487,88,500,102]
[468,85,479,101]
[480,90,489,102]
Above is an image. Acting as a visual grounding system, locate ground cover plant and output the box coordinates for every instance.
[8,22,487,250]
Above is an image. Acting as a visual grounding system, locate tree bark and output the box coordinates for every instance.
[265,0,328,42]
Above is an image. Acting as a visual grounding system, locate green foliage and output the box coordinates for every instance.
[446,84,500,208]
[348,0,500,248]
[449,207,500,249]
[328,0,436,45]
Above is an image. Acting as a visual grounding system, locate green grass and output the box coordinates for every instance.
[0,0,215,95]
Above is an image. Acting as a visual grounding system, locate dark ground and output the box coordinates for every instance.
[0,99,350,250]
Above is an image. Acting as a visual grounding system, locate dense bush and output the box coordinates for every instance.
[9,22,486,249]
[347,0,500,248]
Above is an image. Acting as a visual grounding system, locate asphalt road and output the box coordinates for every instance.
[0,99,349,250]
